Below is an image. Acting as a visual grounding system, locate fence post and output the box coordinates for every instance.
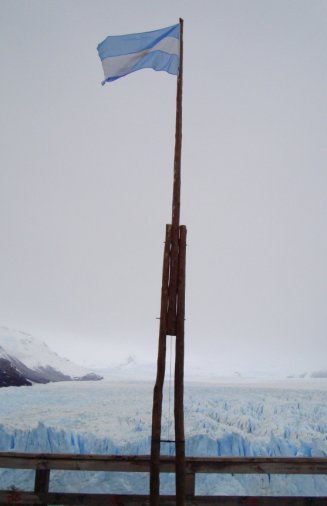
[34,468,50,506]
[185,471,195,497]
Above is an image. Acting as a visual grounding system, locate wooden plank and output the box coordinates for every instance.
[150,224,171,506]
[167,227,178,335]
[0,454,326,475]
[0,492,326,506]
[0,454,154,472]
[184,457,327,475]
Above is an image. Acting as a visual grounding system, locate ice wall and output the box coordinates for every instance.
[0,379,326,495]
[0,422,326,496]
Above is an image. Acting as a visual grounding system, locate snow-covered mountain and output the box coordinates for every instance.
[0,327,102,387]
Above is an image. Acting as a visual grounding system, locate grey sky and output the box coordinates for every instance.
[1,0,326,374]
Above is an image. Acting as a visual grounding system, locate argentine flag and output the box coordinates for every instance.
[97,24,180,85]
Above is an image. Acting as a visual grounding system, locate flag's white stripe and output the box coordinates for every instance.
[101,36,179,79]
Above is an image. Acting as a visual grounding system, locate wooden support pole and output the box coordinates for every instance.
[151,18,185,506]
[150,225,172,506]
[167,18,183,336]
[175,225,187,505]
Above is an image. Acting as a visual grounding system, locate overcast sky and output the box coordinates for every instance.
[1,0,326,375]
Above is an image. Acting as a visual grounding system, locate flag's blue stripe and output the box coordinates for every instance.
[97,24,179,60]
[101,50,179,84]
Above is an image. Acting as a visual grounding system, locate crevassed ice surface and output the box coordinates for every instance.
[0,379,326,495]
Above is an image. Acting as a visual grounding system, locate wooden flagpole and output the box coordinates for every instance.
[167,17,183,336]
[150,18,185,506]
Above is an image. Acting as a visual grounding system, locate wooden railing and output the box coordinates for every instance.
[0,452,326,505]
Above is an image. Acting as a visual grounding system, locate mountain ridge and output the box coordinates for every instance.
[0,326,103,387]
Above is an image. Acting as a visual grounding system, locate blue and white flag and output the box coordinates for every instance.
[97,24,180,85]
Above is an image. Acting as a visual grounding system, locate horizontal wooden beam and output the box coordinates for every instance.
[0,453,152,472]
[185,456,327,475]
[0,492,326,506]
[0,453,326,475]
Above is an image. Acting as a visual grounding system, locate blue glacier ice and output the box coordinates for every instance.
[0,379,326,495]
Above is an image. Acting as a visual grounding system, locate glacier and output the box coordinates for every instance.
[0,378,326,495]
